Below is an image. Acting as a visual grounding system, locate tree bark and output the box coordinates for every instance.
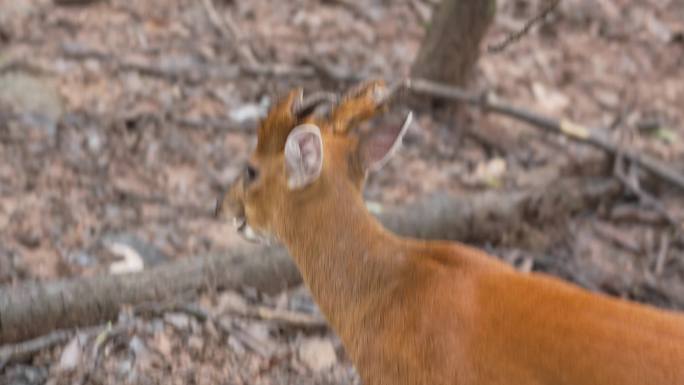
[0,176,619,344]
[412,0,496,87]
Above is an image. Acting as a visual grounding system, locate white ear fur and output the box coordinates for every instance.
[363,111,413,172]
[285,124,324,189]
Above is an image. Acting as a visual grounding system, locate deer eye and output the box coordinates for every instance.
[245,164,259,184]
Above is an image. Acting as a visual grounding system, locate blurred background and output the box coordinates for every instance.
[0,0,683,384]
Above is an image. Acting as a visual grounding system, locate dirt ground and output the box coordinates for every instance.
[1,0,683,384]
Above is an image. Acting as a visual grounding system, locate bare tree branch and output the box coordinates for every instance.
[488,0,562,53]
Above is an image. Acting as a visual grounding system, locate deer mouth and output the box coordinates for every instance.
[214,193,265,244]
[233,216,267,244]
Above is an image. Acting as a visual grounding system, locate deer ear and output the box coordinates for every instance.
[359,112,412,172]
[285,124,324,189]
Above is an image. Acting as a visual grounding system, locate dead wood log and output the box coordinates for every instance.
[382,177,619,245]
[0,177,619,344]
[0,248,299,344]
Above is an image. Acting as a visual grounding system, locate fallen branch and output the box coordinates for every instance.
[382,177,619,244]
[399,78,684,193]
[0,247,300,344]
[221,302,327,330]
[0,327,88,369]
[0,176,618,344]
[0,321,135,369]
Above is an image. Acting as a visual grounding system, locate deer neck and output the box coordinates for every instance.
[277,179,404,337]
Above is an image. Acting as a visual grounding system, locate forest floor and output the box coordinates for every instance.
[1,0,683,384]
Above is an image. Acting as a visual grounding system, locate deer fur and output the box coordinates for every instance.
[217,81,684,385]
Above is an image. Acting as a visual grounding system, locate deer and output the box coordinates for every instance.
[216,80,684,385]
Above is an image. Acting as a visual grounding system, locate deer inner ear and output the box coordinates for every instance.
[284,124,324,190]
[358,112,412,172]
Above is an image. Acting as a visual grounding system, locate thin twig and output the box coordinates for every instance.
[220,301,328,330]
[0,321,134,367]
[133,292,205,320]
[610,204,669,225]
[0,328,82,368]
[613,155,664,219]
[488,0,562,53]
[655,232,670,276]
[613,154,683,239]
[593,222,642,255]
[215,318,280,358]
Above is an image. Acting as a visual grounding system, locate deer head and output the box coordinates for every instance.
[215,80,412,243]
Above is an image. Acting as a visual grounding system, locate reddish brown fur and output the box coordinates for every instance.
[219,82,684,385]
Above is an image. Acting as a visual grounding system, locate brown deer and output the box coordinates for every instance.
[216,80,684,385]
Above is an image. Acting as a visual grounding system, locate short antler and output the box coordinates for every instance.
[292,92,338,120]
[329,80,389,135]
